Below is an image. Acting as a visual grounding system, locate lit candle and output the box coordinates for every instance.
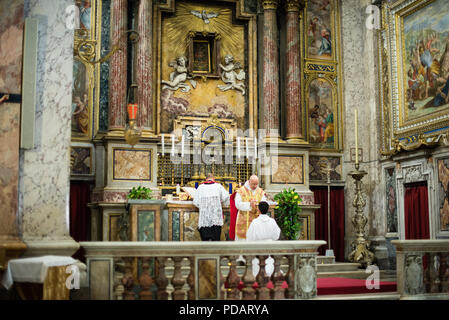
[355,109,359,165]
[181,135,185,158]
[237,137,241,159]
[162,134,165,155]
[254,137,257,160]
[245,138,249,159]
[171,134,175,157]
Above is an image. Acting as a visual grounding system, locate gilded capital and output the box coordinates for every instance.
[286,0,301,12]
[261,0,279,10]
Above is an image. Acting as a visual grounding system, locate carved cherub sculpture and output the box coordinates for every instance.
[217,54,246,95]
[161,56,197,93]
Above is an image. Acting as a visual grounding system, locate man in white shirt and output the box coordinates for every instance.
[193,173,230,241]
[246,201,280,276]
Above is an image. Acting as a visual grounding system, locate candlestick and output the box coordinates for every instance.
[254,137,257,160]
[355,109,359,165]
[245,138,249,159]
[162,134,165,155]
[181,135,185,158]
[171,134,175,157]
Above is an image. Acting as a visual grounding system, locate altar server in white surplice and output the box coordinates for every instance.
[246,201,280,277]
[193,173,230,241]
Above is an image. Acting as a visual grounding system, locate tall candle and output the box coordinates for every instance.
[171,134,175,157]
[237,137,241,158]
[254,137,257,160]
[355,109,359,165]
[161,134,165,155]
[181,135,185,158]
[245,138,249,159]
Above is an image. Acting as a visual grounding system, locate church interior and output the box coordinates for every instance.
[1,0,449,301]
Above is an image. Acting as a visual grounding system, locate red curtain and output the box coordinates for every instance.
[404,182,430,240]
[311,187,345,262]
[70,182,91,262]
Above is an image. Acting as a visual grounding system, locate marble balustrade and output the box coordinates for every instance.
[392,240,449,300]
[81,240,325,300]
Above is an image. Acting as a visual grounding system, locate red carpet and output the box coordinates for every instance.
[317,277,397,295]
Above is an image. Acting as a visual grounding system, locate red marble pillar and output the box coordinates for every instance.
[137,0,153,131]
[285,0,303,142]
[262,0,280,140]
[109,0,128,131]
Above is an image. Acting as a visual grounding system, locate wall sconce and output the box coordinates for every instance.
[125,83,141,146]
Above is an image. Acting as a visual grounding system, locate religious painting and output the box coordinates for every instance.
[386,0,449,139]
[306,0,333,60]
[72,59,91,138]
[309,156,341,181]
[192,40,211,73]
[113,149,152,181]
[76,0,92,30]
[307,77,336,150]
[271,155,304,185]
[437,159,449,232]
[385,167,398,234]
[70,146,92,175]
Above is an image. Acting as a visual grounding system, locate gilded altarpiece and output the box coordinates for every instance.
[303,0,343,152]
[380,0,449,156]
[155,0,257,134]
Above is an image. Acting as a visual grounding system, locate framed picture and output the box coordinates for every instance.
[386,0,449,139]
[271,155,305,185]
[113,148,152,181]
[306,76,338,151]
[305,0,334,61]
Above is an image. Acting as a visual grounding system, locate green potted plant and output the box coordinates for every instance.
[274,187,303,240]
[127,186,153,200]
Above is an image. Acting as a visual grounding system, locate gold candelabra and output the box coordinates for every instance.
[348,162,375,268]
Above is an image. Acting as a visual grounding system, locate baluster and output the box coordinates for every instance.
[172,257,186,300]
[187,257,195,300]
[122,258,135,300]
[226,256,240,300]
[155,257,169,300]
[272,255,286,300]
[242,255,256,300]
[138,258,153,300]
[113,261,125,300]
[440,253,449,293]
[285,255,295,299]
[256,255,270,300]
[424,253,432,293]
[220,256,228,300]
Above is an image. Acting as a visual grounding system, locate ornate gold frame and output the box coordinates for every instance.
[154,0,258,136]
[380,0,449,156]
[302,0,343,153]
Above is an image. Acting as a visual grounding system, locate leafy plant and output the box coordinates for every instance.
[127,186,153,200]
[273,188,302,240]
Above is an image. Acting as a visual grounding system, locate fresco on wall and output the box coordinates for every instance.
[160,2,246,133]
[403,0,449,122]
[385,168,398,233]
[437,159,449,231]
[76,0,92,30]
[307,0,332,60]
[308,78,335,149]
[72,59,90,137]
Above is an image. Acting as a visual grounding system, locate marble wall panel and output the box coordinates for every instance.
[309,156,342,181]
[271,156,304,184]
[20,0,75,240]
[113,149,151,181]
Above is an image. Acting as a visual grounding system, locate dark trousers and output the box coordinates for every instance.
[198,226,222,241]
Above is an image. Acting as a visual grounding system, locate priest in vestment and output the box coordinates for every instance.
[230,175,267,241]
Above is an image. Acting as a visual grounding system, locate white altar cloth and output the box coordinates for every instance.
[1,256,76,290]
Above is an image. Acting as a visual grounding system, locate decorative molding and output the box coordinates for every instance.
[261,0,279,10]
[295,255,317,299]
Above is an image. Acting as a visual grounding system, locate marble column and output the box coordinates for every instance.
[285,0,303,143]
[20,0,79,257]
[109,0,128,132]
[261,0,280,141]
[136,0,153,133]
[0,0,27,266]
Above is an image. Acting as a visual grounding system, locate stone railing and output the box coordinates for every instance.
[392,240,449,299]
[80,240,325,300]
